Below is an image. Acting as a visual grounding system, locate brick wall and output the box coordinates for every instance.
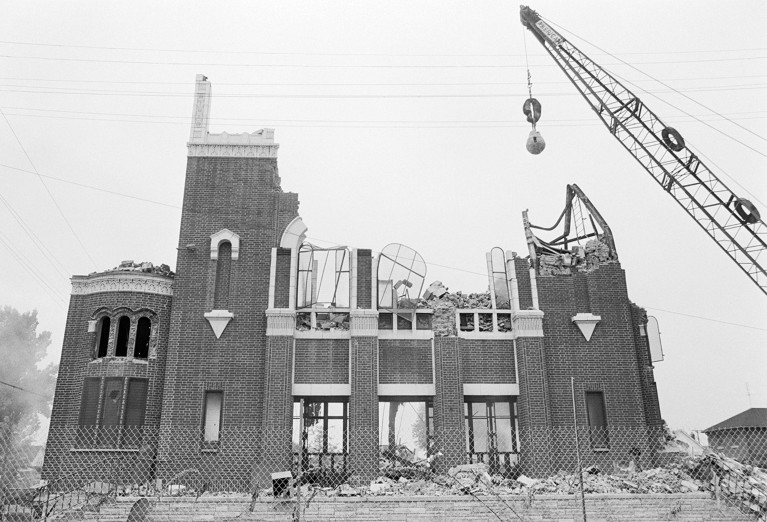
[433,337,465,469]
[536,262,656,473]
[159,155,298,478]
[356,249,372,309]
[459,339,516,384]
[349,337,378,480]
[97,493,750,521]
[43,288,172,480]
[294,339,349,384]
[273,248,292,308]
[378,340,433,384]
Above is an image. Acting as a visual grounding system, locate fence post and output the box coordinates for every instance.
[571,377,587,522]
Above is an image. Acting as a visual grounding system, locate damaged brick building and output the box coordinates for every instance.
[43,75,663,487]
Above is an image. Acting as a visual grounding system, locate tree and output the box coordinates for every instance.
[0,306,57,435]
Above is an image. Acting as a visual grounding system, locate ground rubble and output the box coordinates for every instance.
[254,459,722,501]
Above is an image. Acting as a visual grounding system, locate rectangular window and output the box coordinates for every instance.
[78,378,101,426]
[292,399,348,485]
[76,377,148,449]
[203,391,223,443]
[585,391,609,450]
[464,398,519,476]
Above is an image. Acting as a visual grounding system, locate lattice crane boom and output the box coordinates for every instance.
[520,6,767,296]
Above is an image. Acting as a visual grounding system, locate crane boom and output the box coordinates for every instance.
[520,6,767,296]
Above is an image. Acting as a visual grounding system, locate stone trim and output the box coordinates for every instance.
[187,143,279,158]
[210,229,240,260]
[378,383,435,396]
[350,310,379,336]
[292,383,350,396]
[512,310,544,338]
[71,273,173,296]
[463,383,520,396]
[265,309,296,337]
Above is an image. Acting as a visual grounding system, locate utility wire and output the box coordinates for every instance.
[1,38,765,56]
[1,53,765,68]
[0,231,68,306]
[2,73,765,86]
[0,190,71,279]
[542,17,767,148]
[0,379,53,400]
[645,308,767,332]
[1,109,98,270]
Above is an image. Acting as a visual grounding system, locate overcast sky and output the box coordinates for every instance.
[1,1,765,431]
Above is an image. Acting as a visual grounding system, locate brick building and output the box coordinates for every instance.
[43,75,663,487]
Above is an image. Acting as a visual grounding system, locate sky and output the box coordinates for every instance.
[0,1,765,432]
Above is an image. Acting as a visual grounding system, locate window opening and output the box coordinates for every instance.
[585,391,609,449]
[133,317,151,359]
[378,313,393,330]
[214,241,232,309]
[296,245,351,331]
[379,400,434,465]
[76,377,149,449]
[115,316,130,357]
[490,247,511,309]
[377,243,426,311]
[95,317,110,358]
[464,398,519,476]
[292,399,349,485]
[203,391,223,444]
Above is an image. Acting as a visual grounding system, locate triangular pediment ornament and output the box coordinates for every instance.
[204,310,234,339]
[572,313,601,341]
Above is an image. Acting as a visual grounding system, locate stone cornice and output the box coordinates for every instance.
[350,309,379,336]
[187,143,279,158]
[71,273,173,296]
[266,309,296,337]
[512,310,545,338]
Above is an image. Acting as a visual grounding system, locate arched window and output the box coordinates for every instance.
[134,317,151,359]
[214,241,232,309]
[115,316,131,357]
[95,317,110,358]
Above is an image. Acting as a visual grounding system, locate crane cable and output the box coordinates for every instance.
[522,29,545,154]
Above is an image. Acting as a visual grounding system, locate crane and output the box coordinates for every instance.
[519,6,767,296]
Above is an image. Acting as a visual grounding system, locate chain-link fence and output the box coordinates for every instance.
[2,425,766,520]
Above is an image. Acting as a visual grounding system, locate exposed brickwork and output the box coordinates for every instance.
[158,155,297,478]
[294,339,349,384]
[356,249,372,309]
[273,248,292,309]
[43,288,172,480]
[378,340,433,384]
[631,304,663,429]
[513,257,534,310]
[97,494,752,522]
[349,336,378,480]
[433,337,465,470]
[459,339,516,384]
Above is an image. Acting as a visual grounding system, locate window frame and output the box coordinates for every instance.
[75,376,149,450]
[464,397,519,476]
[292,398,349,477]
[202,390,224,448]
[585,391,610,450]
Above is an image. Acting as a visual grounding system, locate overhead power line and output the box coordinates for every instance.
[2,73,766,86]
[1,83,765,98]
[1,53,765,68]
[0,378,53,400]
[1,38,765,56]
[0,109,98,270]
[543,17,767,147]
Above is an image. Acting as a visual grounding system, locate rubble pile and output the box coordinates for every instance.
[700,454,767,518]
[420,288,493,337]
[97,260,174,277]
[255,459,741,500]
